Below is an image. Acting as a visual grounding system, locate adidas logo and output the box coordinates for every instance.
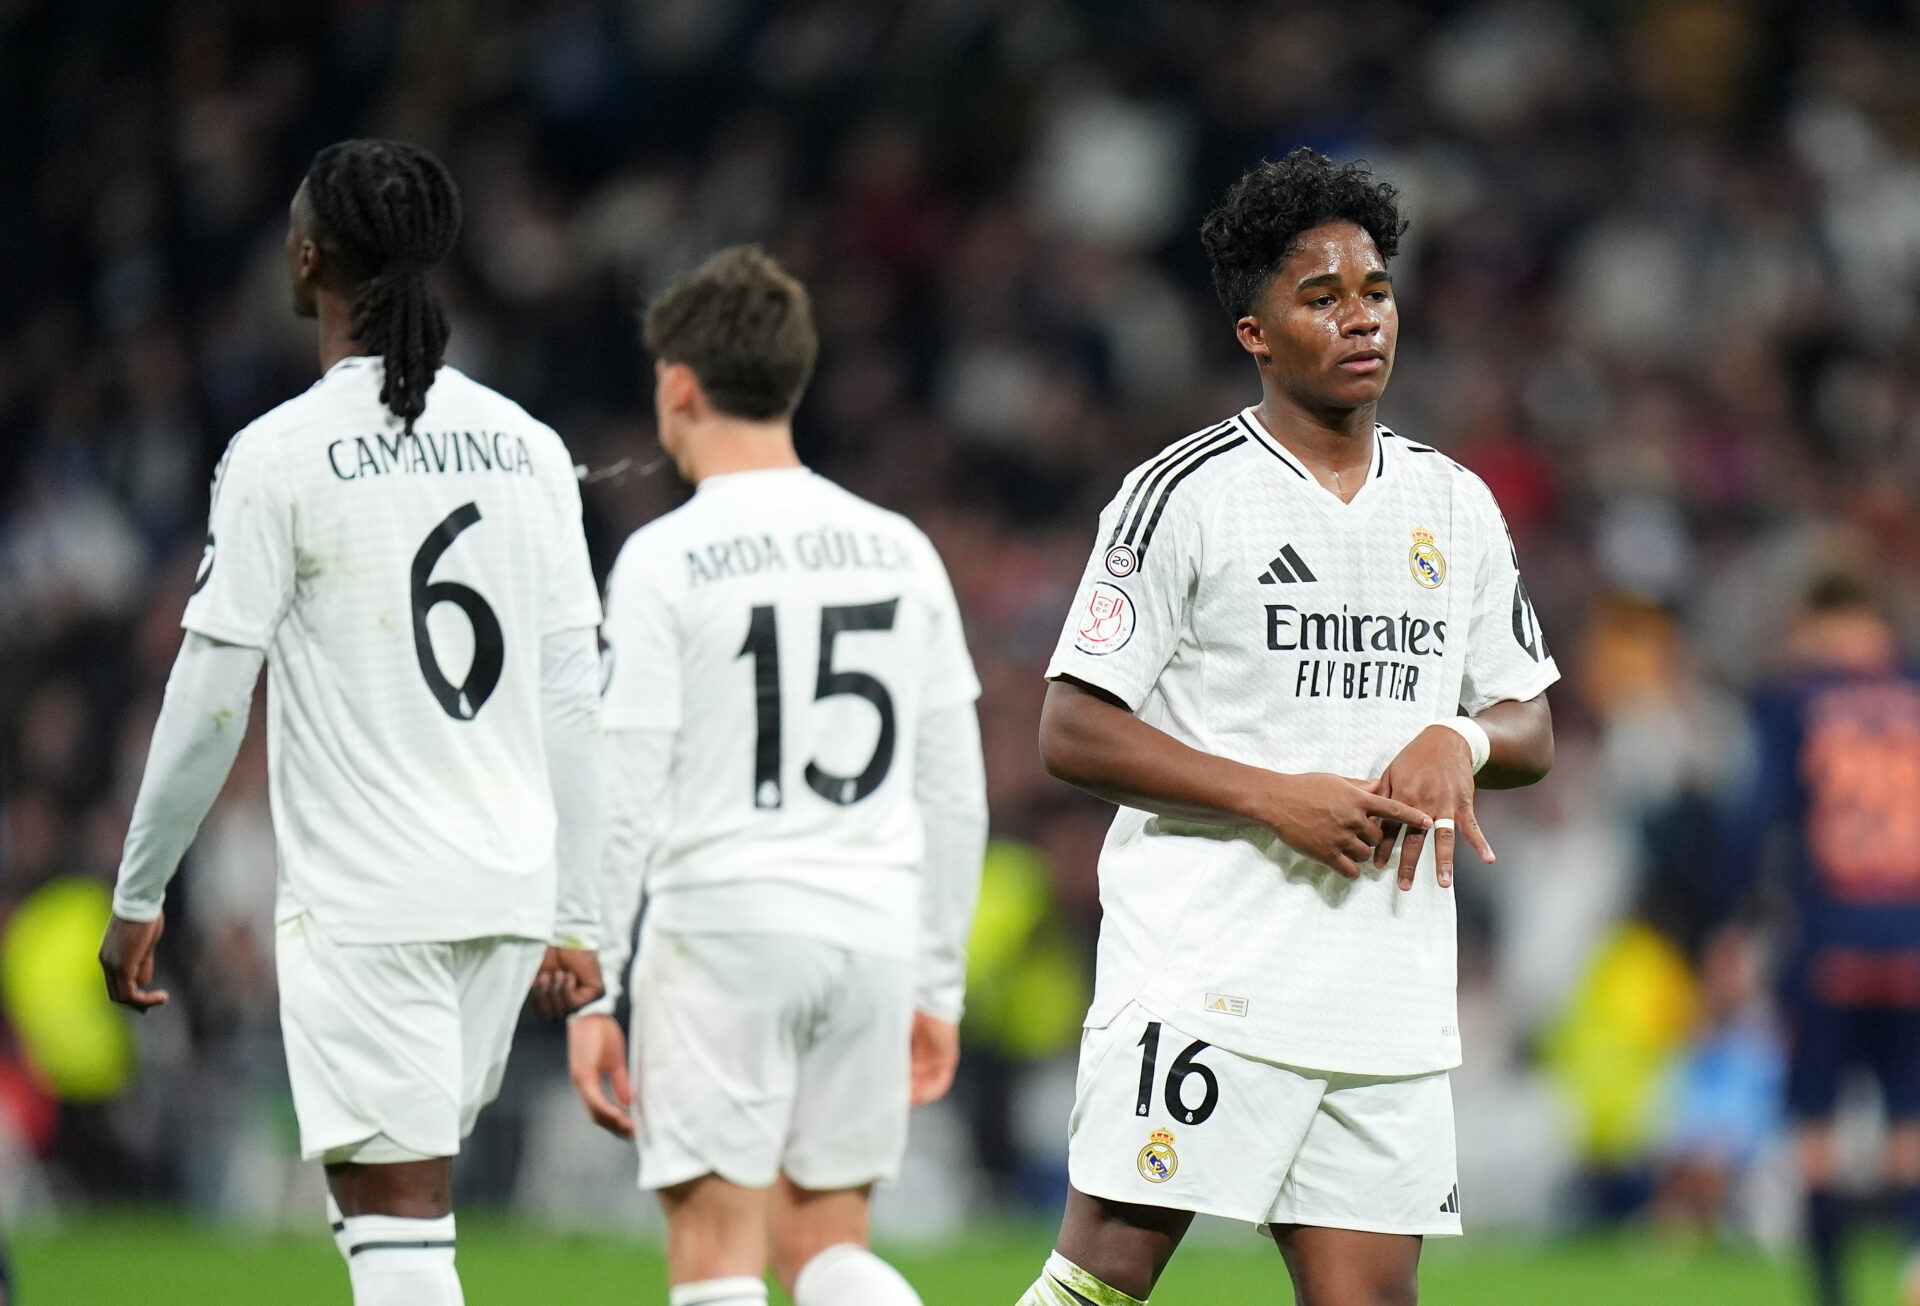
[1256,544,1317,584]
[1439,1185,1460,1214]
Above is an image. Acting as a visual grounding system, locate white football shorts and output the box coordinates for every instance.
[1068,1002,1462,1237]
[277,913,545,1163]
[629,929,913,1192]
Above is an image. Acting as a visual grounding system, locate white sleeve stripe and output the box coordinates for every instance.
[1108,421,1237,548]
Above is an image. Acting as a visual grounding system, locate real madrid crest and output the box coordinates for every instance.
[1137,1128,1178,1183]
[1409,526,1446,589]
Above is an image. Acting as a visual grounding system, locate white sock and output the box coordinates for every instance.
[1017,1251,1147,1306]
[792,1244,922,1306]
[668,1278,767,1306]
[338,1214,462,1306]
[327,1194,350,1261]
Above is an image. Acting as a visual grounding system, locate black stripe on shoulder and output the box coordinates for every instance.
[1233,413,1309,480]
[1134,436,1248,560]
[1109,422,1236,547]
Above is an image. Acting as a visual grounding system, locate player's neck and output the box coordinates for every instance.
[1252,394,1377,499]
[315,293,369,375]
[684,417,803,484]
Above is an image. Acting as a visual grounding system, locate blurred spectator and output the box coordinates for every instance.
[1651,925,1789,1244]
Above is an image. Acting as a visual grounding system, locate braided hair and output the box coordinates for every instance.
[303,139,461,431]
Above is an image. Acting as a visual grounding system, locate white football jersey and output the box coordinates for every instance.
[183,356,602,944]
[600,467,980,959]
[1047,408,1560,1076]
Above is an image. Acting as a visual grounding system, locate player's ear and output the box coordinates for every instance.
[298,238,323,286]
[1235,314,1268,360]
[657,361,702,416]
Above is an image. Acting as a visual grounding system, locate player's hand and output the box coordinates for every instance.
[909,1012,960,1106]
[1260,773,1432,878]
[530,946,606,1020]
[567,1013,635,1139]
[1370,724,1495,890]
[99,913,170,1012]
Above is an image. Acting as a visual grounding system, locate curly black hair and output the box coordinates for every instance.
[1200,147,1409,319]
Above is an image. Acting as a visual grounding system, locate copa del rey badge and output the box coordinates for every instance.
[1409,526,1446,589]
[1074,582,1136,655]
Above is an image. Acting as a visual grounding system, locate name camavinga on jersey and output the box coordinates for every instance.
[326,429,538,480]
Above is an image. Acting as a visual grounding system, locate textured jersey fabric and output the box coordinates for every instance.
[182,356,602,944]
[599,466,982,966]
[1047,408,1560,1075]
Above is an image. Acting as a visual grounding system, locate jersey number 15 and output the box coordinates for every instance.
[738,600,899,810]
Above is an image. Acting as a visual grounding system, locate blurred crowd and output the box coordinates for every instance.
[5,0,1920,1241]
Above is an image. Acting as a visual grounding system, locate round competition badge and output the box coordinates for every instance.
[1137,1128,1178,1183]
[1073,582,1136,655]
[1409,526,1446,589]
[1104,544,1138,578]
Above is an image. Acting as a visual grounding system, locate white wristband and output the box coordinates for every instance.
[1435,715,1491,774]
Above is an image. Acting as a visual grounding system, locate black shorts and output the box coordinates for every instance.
[1787,998,1920,1122]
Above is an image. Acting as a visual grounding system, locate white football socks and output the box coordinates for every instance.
[336,1213,463,1306]
[327,1194,350,1261]
[1017,1251,1147,1306]
[668,1278,768,1306]
[792,1244,922,1306]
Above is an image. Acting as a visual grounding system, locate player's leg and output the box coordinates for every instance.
[1022,1186,1192,1304]
[631,931,827,1306]
[656,1174,773,1305]
[769,1178,924,1305]
[278,917,491,1306]
[776,947,921,1305]
[1867,1007,1920,1305]
[1272,1227,1420,1306]
[326,1157,461,1306]
[1262,1069,1458,1306]
[1019,1006,1317,1303]
[1789,998,1855,1306]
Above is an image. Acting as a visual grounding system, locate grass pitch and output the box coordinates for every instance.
[8,1213,1906,1304]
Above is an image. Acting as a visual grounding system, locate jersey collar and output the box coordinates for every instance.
[1233,408,1390,504]
[695,465,815,494]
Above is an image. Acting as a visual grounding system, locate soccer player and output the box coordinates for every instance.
[97,140,607,1306]
[1016,148,1558,1306]
[565,245,988,1306]
[1719,574,1920,1306]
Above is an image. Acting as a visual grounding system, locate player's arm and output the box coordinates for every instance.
[528,625,608,1020]
[104,426,292,1011]
[101,632,265,1011]
[1374,488,1561,889]
[564,725,671,1138]
[1710,693,1797,917]
[1040,676,1432,878]
[1369,694,1553,890]
[564,530,680,1137]
[1470,693,1555,789]
[909,698,987,1106]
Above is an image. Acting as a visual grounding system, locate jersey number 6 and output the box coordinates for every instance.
[411,502,505,721]
[738,600,899,810]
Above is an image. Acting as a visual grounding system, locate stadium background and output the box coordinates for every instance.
[4,0,1920,1300]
